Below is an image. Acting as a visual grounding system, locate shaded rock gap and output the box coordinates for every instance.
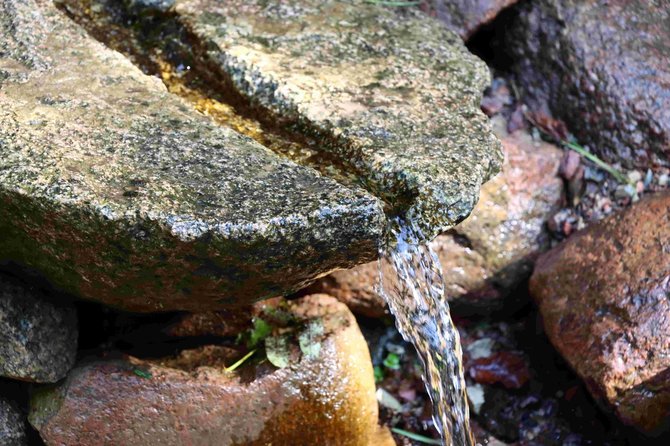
[55,0,416,220]
[464,0,529,72]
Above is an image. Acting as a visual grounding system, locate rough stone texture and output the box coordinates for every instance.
[309,118,563,315]
[0,0,386,312]
[30,295,393,445]
[0,397,27,446]
[530,192,670,433]
[505,0,670,169]
[164,297,282,338]
[155,0,503,239]
[0,274,77,383]
[429,0,519,40]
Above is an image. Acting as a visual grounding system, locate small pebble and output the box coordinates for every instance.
[560,151,581,180]
[626,170,642,183]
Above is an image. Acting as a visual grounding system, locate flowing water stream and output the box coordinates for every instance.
[378,218,474,446]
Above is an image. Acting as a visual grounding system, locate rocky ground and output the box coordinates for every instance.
[1,0,669,445]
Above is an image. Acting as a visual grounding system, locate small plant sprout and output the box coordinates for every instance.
[374,365,384,383]
[391,428,442,445]
[133,368,152,379]
[225,349,257,373]
[383,352,401,370]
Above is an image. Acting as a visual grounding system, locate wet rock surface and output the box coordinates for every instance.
[0,274,77,383]
[0,397,27,446]
[530,192,670,433]
[104,0,503,239]
[29,295,391,446]
[0,0,387,312]
[308,117,562,315]
[504,0,670,169]
[367,309,653,446]
[428,0,520,40]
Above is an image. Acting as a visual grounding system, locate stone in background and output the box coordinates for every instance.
[505,0,670,169]
[0,397,27,446]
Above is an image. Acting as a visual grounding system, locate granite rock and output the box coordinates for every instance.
[505,0,670,169]
[2,0,501,311]
[0,274,77,383]
[0,0,384,312]
[0,397,27,446]
[530,192,670,432]
[119,0,503,240]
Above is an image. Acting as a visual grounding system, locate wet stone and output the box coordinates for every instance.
[307,117,562,315]
[137,0,503,240]
[0,0,387,312]
[0,274,77,383]
[505,0,670,169]
[29,295,392,446]
[530,192,670,433]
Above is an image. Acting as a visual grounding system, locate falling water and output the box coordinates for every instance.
[377,218,474,446]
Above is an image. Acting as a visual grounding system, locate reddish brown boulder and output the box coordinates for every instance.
[29,295,392,445]
[308,117,563,315]
[427,0,520,40]
[530,192,670,432]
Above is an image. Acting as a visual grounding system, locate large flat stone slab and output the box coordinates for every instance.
[2,0,500,312]
[110,0,502,238]
[0,0,385,311]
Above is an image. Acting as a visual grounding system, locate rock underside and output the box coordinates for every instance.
[429,0,519,40]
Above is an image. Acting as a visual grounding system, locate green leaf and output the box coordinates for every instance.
[374,366,384,383]
[298,319,323,359]
[391,428,442,445]
[133,368,152,379]
[383,353,401,370]
[265,334,291,368]
[564,141,630,185]
[248,317,272,348]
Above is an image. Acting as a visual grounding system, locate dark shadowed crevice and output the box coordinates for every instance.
[464,0,528,71]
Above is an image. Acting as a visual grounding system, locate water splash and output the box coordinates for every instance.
[377,218,474,446]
